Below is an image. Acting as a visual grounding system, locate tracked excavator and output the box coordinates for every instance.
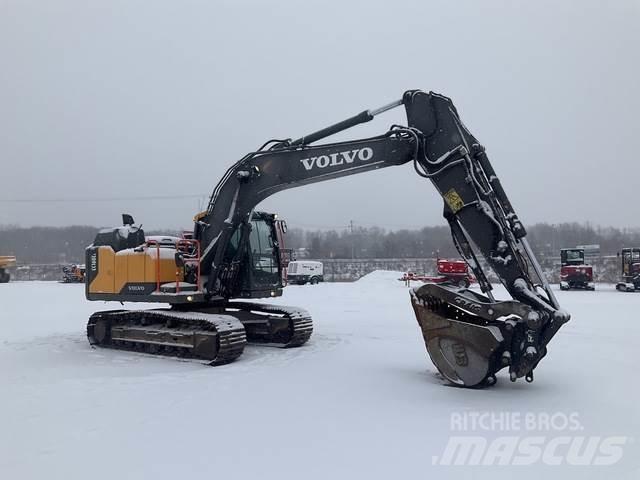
[86,89,570,387]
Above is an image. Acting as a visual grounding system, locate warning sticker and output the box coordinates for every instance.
[444,188,465,213]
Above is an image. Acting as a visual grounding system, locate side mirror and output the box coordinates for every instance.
[175,252,185,267]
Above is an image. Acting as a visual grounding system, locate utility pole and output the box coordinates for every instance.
[350,220,355,260]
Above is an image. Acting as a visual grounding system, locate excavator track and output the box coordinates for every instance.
[217,302,313,348]
[87,309,246,365]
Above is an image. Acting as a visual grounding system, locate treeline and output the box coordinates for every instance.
[0,225,177,264]
[0,226,98,264]
[285,225,458,259]
[525,223,640,257]
[286,222,640,259]
[1,222,639,264]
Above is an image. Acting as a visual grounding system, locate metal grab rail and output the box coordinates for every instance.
[144,238,202,294]
[144,240,163,293]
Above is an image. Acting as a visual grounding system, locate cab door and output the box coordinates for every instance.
[247,217,281,290]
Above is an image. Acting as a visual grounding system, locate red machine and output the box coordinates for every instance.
[401,259,474,288]
[559,248,594,291]
[616,248,640,292]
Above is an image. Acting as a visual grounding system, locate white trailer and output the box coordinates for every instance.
[287,261,324,285]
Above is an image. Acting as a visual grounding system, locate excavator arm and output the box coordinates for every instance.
[195,89,570,387]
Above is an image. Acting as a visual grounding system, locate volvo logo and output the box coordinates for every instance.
[299,147,374,171]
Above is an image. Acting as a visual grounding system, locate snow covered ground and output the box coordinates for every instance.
[1,273,638,479]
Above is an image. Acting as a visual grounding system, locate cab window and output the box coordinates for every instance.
[249,219,278,276]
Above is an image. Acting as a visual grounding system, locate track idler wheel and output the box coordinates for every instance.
[91,318,111,344]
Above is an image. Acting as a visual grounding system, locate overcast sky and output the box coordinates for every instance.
[1,0,638,231]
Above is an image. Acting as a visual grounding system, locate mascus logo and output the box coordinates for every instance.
[454,296,481,313]
[299,147,373,171]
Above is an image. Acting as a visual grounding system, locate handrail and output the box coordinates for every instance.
[143,238,201,294]
[144,239,162,293]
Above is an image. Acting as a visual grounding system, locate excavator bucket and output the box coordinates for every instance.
[410,283,545,387]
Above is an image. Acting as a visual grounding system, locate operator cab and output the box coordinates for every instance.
[560,248,585,266]
[224,211,283,299]
[621,248,640,277]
